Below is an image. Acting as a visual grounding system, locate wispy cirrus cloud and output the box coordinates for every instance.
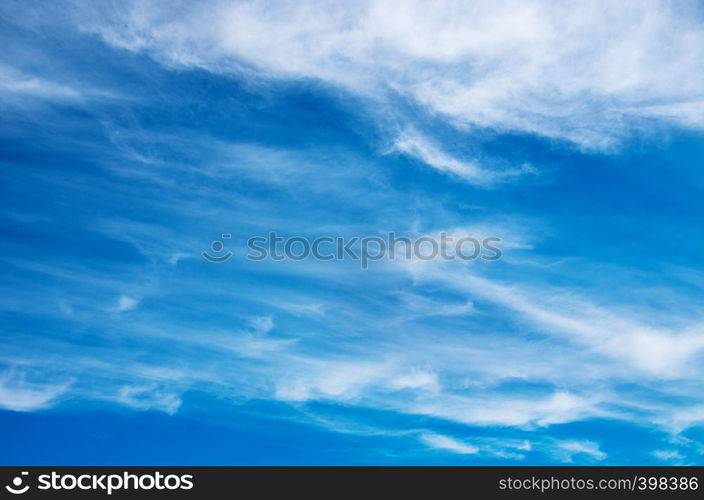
[420,432,479,455]
[0,64,81,101]
[0,370,70,412]
[552,440,607,463]
[73,0,704,150]
[392,131,530,186]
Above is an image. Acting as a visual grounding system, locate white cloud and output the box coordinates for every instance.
[78,0,704,149]
[553,440,607,462]
[249,315,275,334]
[0,371,68,411]
[660,405,704,434]
[0,65,80,100]
[274,361,393,402]
[404,260,704,378]
[421,432,479,454]
[392,291,474,323]
[115,295,139,312]
[652,449,684,462]
[389,368,439,392]
[393,132,501,186]
[0,63,117,104]
[274,360,440,403]
[278,302,326,317]
[409,391,598,428]
[115,384,181,414]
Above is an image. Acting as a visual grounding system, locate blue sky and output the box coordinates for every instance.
[2,0,704,465]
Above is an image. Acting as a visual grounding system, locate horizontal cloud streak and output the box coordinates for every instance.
[76,0,704,149]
